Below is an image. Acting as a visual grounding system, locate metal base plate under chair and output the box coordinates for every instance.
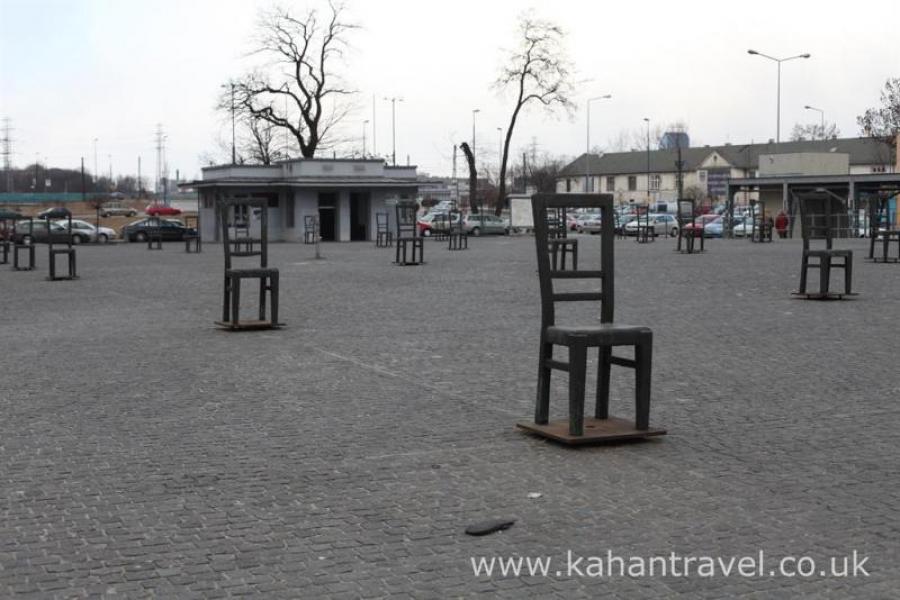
[790,291,858,301]
[517,417,666,446]
[214,320,285,331]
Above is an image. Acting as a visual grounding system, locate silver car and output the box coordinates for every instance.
[463,214,509,236]
[623,213,678,237]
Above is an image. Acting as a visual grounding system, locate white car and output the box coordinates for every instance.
[56,219,117,243]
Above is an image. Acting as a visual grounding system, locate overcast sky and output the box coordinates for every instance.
[1,0,898,182]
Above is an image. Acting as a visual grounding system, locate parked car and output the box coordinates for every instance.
[463,213,509,236]
[623,213,678,237]
[417,212,459,236]
[13,219,87,244]
[36,206,72,220]
[732,217,759,237]
[575,212,603,234]
[682,214,721,238]
[57,219,117,243]
[122,218,196,242]
[145,203,182,216]
[101,203,138,217]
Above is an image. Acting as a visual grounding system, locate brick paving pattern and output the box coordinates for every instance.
[1,235,898,598]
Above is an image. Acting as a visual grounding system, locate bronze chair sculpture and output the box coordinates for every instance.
[375,212,393,248]
[394,201,423,266]
[216,198,282,330]
[13,217,35,271]
[546,206,577,270]
[792,189,855,299]
[46,214,77,281]
[517,193,666,444]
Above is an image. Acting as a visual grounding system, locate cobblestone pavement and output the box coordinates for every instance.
[1,234,899,598]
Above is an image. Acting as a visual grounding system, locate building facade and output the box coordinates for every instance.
[558,137,897,212]
[185,158,418,242]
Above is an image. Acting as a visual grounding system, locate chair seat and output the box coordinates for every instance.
[50,248,75,254]
[225,267,278,278]
[546,323,651,346]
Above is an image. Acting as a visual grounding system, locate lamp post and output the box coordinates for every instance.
[93,138,98,187]
[804,104,825,138]
[586,94,612,192]
[747,49,811,143]
[362,119,369,157]
[384,97,403,166]
[643,117,650,204]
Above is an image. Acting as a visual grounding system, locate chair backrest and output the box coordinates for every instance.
[376,212,389,232]
[219,197,268,269]
[396,202,418,239]
[304,214,316,232]
[677,199,694,228]
[793,190,850,246]
[545,206,568,240]
[532,193,614,326]
[448,209,462,233]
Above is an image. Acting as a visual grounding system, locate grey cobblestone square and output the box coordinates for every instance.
[1,235,899,597]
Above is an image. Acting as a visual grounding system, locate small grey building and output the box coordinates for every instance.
[185,159,418,242]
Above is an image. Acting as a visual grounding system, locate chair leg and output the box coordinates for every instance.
[568,337,588,436]
[819,256,830,295]
[232,277,241,327]
[535,341,553,425]
[572,242,578,270]
[270,273,279,324]
[258,276,266,321]
[596,347,611,419]
[844,255,852,295]
[799,253,809,293]
[635,336,652,430]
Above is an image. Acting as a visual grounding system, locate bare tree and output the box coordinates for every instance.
[607,124,665,153]
[493,14,575,215]
[857,76,900,167]
[224,2,357,159]
[790,122,840,141]
[459,142,479,214]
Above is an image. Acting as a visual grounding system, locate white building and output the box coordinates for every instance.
[186,158,418,242]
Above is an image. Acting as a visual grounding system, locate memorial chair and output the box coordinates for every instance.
[375,212,393,247]
[546,206,578,270]
[146,216,163,250]
[46,214,77,281]
[749,202,773,243]
[635,209,654,243]
[216,198,281,330]
[675,198,704,254]
[13,217,35,271]
[0,211,17,265]
[867,193,900,263]
[431,212,449,241]
[792,189,855,300]
[303,215,318,244]
[517,193,666,445]
[394,201,424,266]
[448,209,467,251]
[183,214,201,253]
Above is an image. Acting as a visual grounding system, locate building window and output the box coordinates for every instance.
[698,170,708,184]
[606,176,615,192]
[650,174,661,191]
[872,165,886,173]
[627,176,637,191]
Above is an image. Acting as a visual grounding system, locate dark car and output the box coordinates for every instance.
[37,207,72,220]
[122,218,197,242]
[12,219,89,244]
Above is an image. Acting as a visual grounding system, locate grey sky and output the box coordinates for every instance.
[1,0,898,182]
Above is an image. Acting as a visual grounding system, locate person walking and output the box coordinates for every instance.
[775,210,788,239]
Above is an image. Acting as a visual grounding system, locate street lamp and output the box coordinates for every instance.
[804,104,825,138]
[362,119,369,157]
[586,94,612,192]
[93,138,98,185]
[383,97,403,166]
[747,49,811,143]
[643,117,651,204]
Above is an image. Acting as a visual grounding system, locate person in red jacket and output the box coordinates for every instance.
[775,210,788,238]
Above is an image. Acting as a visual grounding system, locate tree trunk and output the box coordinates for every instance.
[459,142,479,214]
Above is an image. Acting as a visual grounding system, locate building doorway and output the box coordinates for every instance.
[349,192,369,241]
[318,192,337,241]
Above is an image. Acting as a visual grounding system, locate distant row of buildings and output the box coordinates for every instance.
[180,135,898,242]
